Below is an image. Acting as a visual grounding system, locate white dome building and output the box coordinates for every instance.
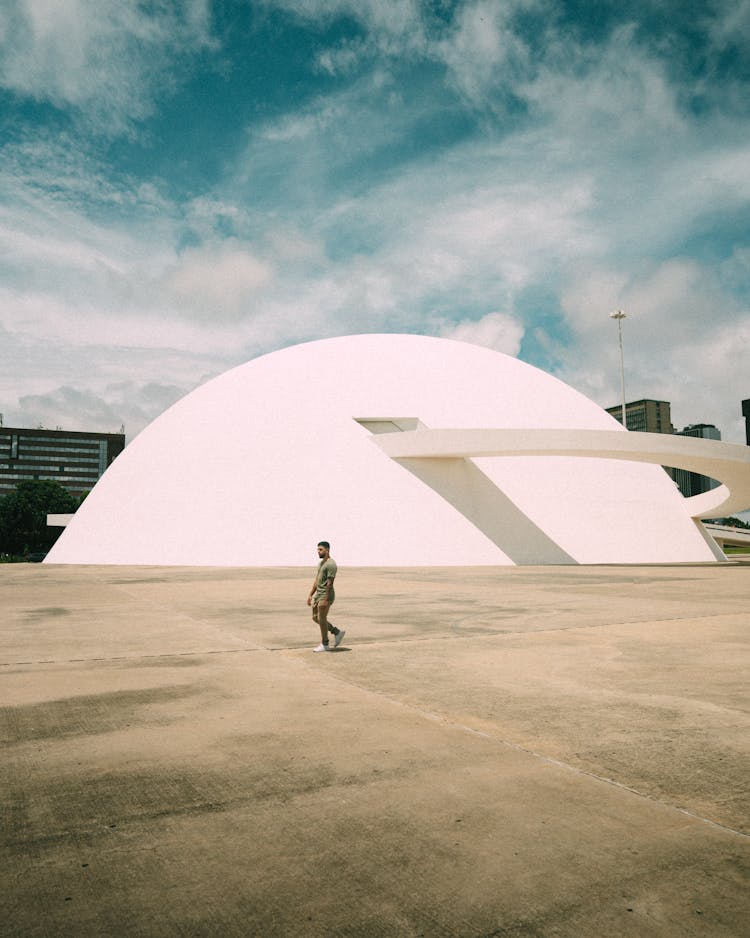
[46,334,725,566]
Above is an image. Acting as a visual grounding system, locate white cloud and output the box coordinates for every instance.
[259,102,343,143]
[559,258,732,341]
[436,0,536,106]
[261,0,422,37]
[316,41,367,77]
[233,69,601,305]
[1,0,748,451]
[262,0,540,100]
[556,258,750,443]
[0,303,228,439]
[0,0,213,132]
[164,242,274,320]
[519,22,685,132]
[707,0,750,49]
[12,381,189,440]
[441,311,524,355]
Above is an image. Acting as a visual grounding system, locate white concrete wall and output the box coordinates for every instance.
[46,334,723,566]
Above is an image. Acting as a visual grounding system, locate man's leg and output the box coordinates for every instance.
[323,598,345,647]
[316,602,331,643]
[312,603,329,645]
[324,597,339,637]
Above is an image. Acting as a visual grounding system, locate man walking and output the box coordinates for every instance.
[307,541,346,652]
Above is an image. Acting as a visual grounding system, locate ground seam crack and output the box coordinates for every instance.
[295,658,750,842]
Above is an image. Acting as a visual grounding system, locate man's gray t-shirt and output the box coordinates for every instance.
[314,557,337,602]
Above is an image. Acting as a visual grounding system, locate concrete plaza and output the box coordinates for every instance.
[1,562,749,937]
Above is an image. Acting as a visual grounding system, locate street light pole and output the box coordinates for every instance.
[610,310,627,428]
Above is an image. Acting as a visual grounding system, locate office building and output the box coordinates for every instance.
[605,399,673,433]
[673,424,721,498]
[0,426,125,498]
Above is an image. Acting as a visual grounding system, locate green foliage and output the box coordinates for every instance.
[0,480,78,558]
[713,516,750,529]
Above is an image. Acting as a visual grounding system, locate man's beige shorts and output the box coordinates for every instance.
[312,596,334,622]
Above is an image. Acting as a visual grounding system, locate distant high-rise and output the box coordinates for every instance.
[743,399,750,445]
[673,424,721,498]
[605,399,673,433]
[0,426,125,498]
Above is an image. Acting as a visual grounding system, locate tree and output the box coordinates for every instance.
[714,516,750,529]
[0,480,78,557]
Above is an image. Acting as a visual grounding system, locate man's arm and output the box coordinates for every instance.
[306,576,317,606]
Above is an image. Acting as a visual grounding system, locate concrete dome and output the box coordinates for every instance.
[46,334,718,565]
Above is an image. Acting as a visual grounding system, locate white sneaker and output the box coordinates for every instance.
[334,629,346,648]
[313,643,331,653]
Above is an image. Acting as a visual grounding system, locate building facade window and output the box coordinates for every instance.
[0,427,125,498]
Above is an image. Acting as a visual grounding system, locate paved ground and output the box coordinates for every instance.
[1,562,749,937]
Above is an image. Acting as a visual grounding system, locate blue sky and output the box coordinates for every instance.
[1,0,749,452]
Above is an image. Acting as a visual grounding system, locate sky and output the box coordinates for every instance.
[1,0,749,454]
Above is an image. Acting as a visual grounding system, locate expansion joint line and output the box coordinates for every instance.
[0,648,264,667]
[450,612,745,637]
[297,657,749,842]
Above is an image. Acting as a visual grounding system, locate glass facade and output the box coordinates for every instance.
[0,428,125,497]
[604,399,679,484]
[673,424,721,498]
